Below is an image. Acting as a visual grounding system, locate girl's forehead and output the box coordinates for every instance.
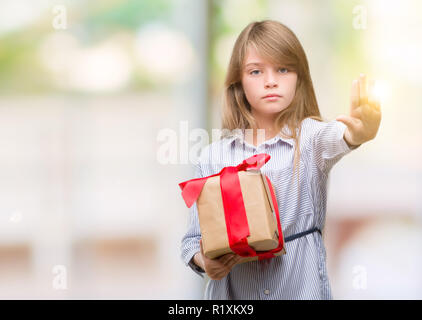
[243,46,277,67]
[244,46,263,62]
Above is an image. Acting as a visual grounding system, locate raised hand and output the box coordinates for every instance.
[336,74,382,146]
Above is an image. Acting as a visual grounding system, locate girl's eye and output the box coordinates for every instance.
[249,68,288,75]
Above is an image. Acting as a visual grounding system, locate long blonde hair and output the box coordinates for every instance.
[221,20,323,184]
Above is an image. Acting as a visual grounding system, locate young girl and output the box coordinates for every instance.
[180,20,381,299]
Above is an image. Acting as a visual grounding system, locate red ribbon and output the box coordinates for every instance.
[178,153,284,260]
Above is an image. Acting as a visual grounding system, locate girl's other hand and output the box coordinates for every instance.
[199,239,242,280]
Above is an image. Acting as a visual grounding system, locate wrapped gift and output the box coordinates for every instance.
[179,153,286,264]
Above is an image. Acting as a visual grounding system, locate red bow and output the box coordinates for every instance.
[178,153,284,260]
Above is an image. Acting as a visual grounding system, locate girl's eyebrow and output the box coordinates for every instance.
[245,62,264,67]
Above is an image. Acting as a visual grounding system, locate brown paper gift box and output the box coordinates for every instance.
[197,169,286,264]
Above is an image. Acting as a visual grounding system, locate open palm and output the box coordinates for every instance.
[336,74,382,146]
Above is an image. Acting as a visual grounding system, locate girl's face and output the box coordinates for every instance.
[241,46,298,121]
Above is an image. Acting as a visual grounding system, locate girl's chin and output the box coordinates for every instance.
[254,105,287,114]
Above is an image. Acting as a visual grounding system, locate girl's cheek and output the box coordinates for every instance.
[282,77,297,91]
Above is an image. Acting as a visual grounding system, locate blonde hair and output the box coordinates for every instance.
[221,20,323,186]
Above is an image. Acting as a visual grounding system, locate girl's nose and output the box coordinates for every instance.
[265,80,278,89]
[264,72,278,88]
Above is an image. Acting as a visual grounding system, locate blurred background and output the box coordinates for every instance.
[0,0,421,299]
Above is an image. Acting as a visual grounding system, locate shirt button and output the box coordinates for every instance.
[264,289,270,295]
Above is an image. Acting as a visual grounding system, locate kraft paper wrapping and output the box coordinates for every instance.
[196,169,286,264]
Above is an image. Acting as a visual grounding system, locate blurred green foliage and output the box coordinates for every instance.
[0,0,362,96]
[0,0,172,94]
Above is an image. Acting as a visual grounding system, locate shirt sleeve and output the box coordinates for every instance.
[180,161,205,278]
[310,120,361,175]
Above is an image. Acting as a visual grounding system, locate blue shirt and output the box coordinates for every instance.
[180,118,360,299]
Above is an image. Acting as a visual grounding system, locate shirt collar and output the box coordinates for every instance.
[222,126,295,148]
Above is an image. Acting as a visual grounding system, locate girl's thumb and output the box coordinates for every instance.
[336,115,353,128]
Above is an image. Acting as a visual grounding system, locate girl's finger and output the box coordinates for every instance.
[220,254,237,266]
[359,73,368,106]
[218,254,231,264]
[227,254,242,267]
[368,80,376,107]
[374,99,381,112]
[228,256,241,268]
[368,80,381,111]
[350,79,359,112]
[351,107,363,119]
